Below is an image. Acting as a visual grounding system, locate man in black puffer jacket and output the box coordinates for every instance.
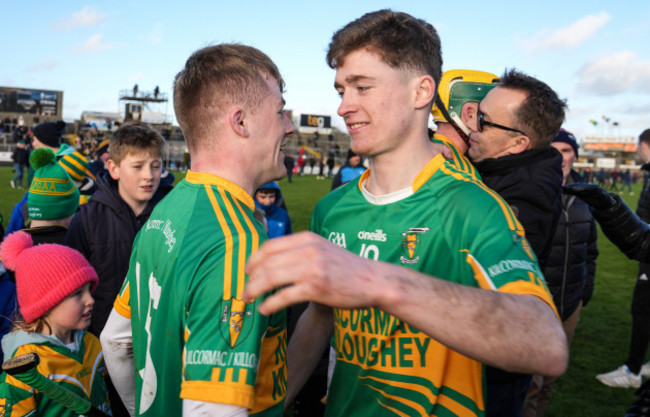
[522,129,598,417]
[468,69,566,417]
[563,128,650,392]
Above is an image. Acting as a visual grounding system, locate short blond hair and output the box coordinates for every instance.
[173,43,284,152]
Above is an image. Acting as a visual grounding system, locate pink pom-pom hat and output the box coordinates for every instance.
[0,231,98,323]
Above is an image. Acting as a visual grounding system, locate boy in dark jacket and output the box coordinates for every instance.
[64,122,170,417]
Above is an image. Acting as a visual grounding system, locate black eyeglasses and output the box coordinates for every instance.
[477,107,527,136]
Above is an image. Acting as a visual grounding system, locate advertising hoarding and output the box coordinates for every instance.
[0,87,62,117]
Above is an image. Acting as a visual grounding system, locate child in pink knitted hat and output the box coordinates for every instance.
[0,231,111,416]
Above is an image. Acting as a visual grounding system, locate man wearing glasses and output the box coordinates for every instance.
[467,69,566,417]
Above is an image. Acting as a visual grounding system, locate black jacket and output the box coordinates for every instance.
[474,147,563,271]
[545,170,598,320]
[637,163,650,222]
[12,146,29,165]
[64,171,171,336]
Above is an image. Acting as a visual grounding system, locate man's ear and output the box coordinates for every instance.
[461,102,479,132]
[414,75,436,110]
[230,108,249,137]
[107,159,119,180]
[510,135,531,154]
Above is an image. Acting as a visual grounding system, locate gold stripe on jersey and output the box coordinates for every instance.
[463,250,558,318]
[366,384,429,416]
[219,188,252,298]
[233,197,260,266]
[0,394,35,416]
[114,282,131,318]
[205,186,235,299]
[463,252,497,290]
[362,375,436,410]
[181,377,254,409]
[432,133,478,178]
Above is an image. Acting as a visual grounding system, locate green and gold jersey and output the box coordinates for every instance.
[114,170,287,417]
[430,133,479,179]
[311,155,556,417]
[0,330,110,417]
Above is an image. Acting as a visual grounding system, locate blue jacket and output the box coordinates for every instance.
[0,270,17,361]
[256,202,292,239]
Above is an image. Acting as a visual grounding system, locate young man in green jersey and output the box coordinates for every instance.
[101,44,295,417]
[243,10,568,417]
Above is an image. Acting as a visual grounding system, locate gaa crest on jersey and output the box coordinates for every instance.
[400,227,430,264]
[220,298,254,348]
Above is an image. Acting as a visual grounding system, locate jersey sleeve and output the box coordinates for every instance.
[180,233,286,412]
[113,277,131,319]
[450,184,558,315]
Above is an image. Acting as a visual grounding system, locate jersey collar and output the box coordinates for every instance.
[358,154,446,197]
[185,170,255,210]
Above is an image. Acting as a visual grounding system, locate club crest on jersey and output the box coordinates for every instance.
[400,227,430,264]
[220,298,254,348]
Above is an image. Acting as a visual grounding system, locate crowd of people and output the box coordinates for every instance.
[0,9,648,417]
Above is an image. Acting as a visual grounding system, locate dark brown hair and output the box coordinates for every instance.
[499,69,567,148]
[326,10,442,93]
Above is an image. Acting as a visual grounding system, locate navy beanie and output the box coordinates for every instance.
[33,121,66,148]
[552,128,579,158]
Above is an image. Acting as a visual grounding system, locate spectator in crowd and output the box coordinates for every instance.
[298,150,306,175]
[10,140,29,189]
[6,121,95,236]
[0,219,17,364]
[0,231,111,416]
[622,169,634,195]
[330,148,366,190]
[569,128,650,389]
[522,129,598,417]
[254,181,292,239]
[89,138,110,178]
[284,153,295,183]
[65,122,169,416]
[610,169,620,192]
[326,151,336,178]
[22,148,80,245]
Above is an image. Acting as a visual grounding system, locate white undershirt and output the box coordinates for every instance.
[360,178,414,205]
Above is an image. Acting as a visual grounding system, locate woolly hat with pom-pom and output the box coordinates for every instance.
[27,147,79,220]
[33,120,66,149]
[0,231,97,323]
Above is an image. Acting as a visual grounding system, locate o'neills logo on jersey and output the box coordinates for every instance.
[328,232,347,248]
[219,298,254,348]
[358,229,387,242]
[400,227,430,265]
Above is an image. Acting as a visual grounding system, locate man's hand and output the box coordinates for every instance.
[243,231,382,315]
[431,142,454,160]
[562,183,616,210]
